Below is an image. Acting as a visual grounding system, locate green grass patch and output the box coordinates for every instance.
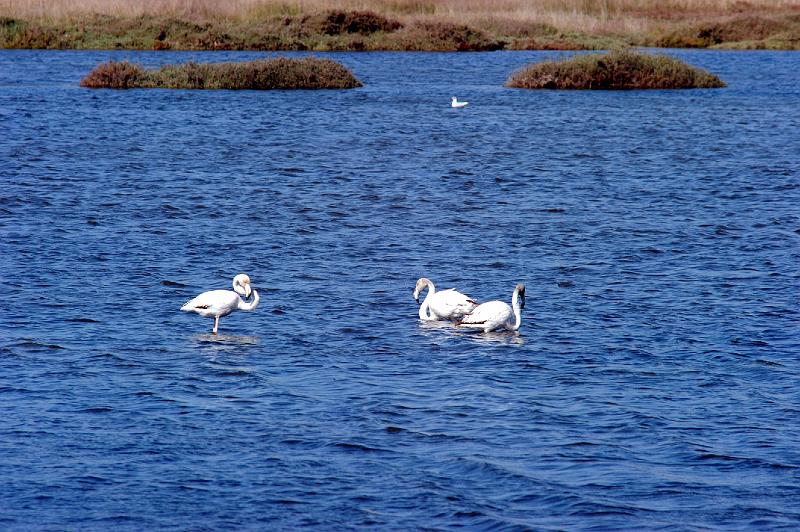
[506,49,726,90]
[80,57,362,90]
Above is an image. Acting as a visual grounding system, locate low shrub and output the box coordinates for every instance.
[506,49,726,90]
[80,60,143,88]
[388,21,504,51]
[654,15,792,48]
[80,57,362,90]
[718,31,800,50]
[508,33,624,51]
[312,10,402,35]
[0,18,57,48]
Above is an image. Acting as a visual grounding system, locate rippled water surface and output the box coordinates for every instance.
[2,50,799,529]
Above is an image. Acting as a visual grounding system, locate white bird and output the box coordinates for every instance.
[180,273,260,334]
[457,283,525,333]
[451,96,469,108]
[414,277,477,321]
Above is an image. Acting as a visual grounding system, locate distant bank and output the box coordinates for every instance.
[1,0,799,51]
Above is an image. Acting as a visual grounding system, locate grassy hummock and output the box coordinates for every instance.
[80,57,362,90]
[506,49,726,90]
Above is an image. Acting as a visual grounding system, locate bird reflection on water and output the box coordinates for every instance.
[417,320,525,346]
[194,333,260,346]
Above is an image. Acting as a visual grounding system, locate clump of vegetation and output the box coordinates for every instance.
[508,33,625,51]
[386,21,504,51]
[654,15,797,49]
[80,60,143,88]
[506,49,726,90]
[80,57,362,90]
[300,10,402,36]
[275,9,405,50]
[483,19,619,51]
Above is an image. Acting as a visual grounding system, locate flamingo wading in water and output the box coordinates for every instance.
[180,274,259,334]
[457,283,525,333]
[414,277,477,321]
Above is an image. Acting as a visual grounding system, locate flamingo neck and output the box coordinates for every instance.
[238,290,259,311]
[418,281,435,321]
[510,289,522,331]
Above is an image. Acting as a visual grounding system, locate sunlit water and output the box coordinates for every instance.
[1,49,799,530]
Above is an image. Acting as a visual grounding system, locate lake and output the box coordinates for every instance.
[1,49,799,530]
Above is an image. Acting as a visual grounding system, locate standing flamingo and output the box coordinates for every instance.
[180,274,259,334]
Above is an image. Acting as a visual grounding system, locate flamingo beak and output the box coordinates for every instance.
[245,284,252,298]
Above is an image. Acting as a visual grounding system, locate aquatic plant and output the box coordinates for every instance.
[80,57,363,90]
[506,49,726,90]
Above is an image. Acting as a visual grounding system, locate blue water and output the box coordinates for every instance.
[1,49,799,530]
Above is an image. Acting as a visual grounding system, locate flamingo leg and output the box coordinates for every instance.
[213,316,219,335]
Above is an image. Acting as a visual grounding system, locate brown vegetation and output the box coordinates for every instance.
[301,10,402,35]
[80,57,363,89]
[2,0,800,50]
[506,49,726,90]
[386,22,502,51]
[654,14,800,49]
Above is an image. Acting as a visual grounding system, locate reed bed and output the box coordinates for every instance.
[2,0,797,23]
[80,57,362,89]
[506,49,726,89]
[2,0,799,50]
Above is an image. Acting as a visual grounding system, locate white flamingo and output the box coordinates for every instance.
[414,277,477,321]
[180,274,259,334]
[457,283,525,333]
[451,96,469,108]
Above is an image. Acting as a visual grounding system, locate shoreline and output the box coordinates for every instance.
[2,2,799,52]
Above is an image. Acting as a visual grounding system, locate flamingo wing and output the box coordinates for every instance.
[181,290,239,318]
[429,288,477,319]
[457,301,512,331]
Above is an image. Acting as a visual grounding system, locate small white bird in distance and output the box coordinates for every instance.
[451,96,469,108]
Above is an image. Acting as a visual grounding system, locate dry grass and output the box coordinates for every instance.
[3,0,796,26]
[2,0,799,50]
[3,1,797,15]
[506,48,726,89]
